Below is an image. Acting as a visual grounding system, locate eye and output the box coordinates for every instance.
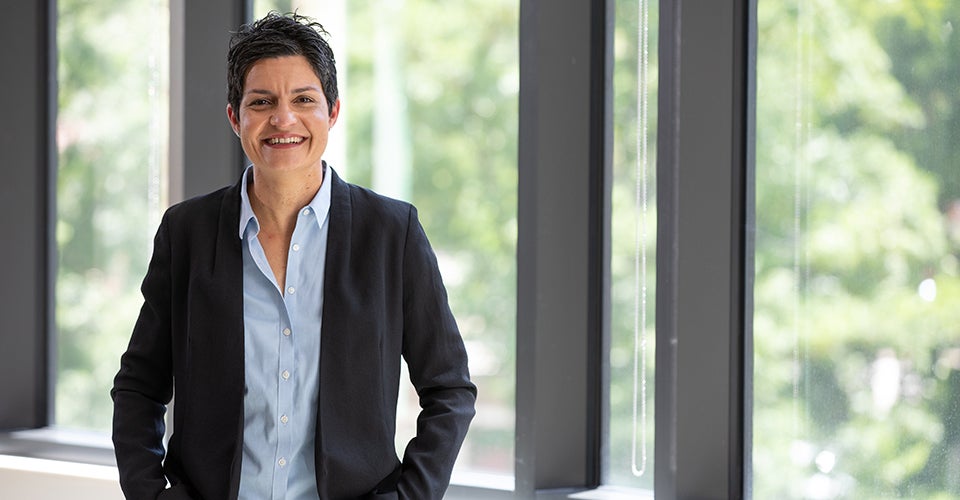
[295,96,316,104]
[247,98,271,107]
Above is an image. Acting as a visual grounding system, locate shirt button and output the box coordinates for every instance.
[287,286,296,295]
[301,208,311,216]
[281,370,290,380]
[292,243,300,252]
[280,414,289,424]
[282,328,291,336]
[278,457,287,467]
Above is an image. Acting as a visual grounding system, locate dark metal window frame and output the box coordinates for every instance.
[0,0,55,434]
[0,1,756,499]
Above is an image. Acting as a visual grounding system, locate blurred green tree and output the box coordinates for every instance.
[340,0,519,470]
[753,0,960,497]
[56,0,167,430]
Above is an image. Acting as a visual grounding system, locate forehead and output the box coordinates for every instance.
[243,55,322,92]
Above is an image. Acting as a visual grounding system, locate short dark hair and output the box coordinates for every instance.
[227,12,339,115]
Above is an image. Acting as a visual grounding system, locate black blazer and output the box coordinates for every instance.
[112,168,476,500]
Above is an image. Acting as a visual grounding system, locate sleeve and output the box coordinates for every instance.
[396,206,478,500]
[111,214,177,500]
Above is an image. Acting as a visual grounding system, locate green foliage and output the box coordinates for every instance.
[754,0,960,497]
[56,0,960,495]
[339,0,519,472]
[55,0,167,430]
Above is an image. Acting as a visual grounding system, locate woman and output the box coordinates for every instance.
[112,12,476,500]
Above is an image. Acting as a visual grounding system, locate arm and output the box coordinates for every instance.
[396,207,478,500]
[111,215,177,500]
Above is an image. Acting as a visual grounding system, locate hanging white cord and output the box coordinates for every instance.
[631,0,650,478]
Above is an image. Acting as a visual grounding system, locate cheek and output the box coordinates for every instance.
[314,118,333,136]
[240,117,259,136]
[311,109,331,125]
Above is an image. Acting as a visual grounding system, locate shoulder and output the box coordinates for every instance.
[165,185,232,218]
[334,174,416,225]
[160,184,236,234]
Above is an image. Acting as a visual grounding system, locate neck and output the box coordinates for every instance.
[249,164,324,233]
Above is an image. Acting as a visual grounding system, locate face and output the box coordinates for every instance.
[226,55,340,175]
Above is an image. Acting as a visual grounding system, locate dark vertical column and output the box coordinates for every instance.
[656,0,754,498]
[0,0,54,430]
[516,0,612,494]
[170,0,249,202]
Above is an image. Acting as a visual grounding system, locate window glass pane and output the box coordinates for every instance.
[55,0,169,430]
[754,1,960,497]
[607,0,657,491]
[253,0,518,479]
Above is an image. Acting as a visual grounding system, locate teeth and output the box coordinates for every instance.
[267,137,303,145]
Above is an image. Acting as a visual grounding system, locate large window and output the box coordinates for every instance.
[54,0,169,431]
[754,1,960,497]
[22,1,941,499]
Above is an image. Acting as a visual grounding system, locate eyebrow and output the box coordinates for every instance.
[245,86,323,96]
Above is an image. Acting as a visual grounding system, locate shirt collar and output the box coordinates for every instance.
[238,163,332,240]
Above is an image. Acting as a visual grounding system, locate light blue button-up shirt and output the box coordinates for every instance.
[237,165,329,500]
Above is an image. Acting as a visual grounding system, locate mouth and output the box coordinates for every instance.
[264,136,306,145]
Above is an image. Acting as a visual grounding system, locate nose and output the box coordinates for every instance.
[270,103,296,128]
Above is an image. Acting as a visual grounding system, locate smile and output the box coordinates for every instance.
[266,137,304,145]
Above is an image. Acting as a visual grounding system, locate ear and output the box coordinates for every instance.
[328,99,341,128]
[226,104,241,137]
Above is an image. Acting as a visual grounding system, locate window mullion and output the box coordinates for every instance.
[517,0,611,495]
[654,0,754,498]
[0,0,54,431]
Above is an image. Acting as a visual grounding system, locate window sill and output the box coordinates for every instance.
[1,429,651,499]
[0,428,121,497]
[0,427,116,466]
[568,485,654,499]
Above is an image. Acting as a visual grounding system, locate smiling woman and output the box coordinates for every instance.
[110,12,476,499]
[252,0,521,481]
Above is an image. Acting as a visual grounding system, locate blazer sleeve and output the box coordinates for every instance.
[111,213,176,500]
[396,206,478,500]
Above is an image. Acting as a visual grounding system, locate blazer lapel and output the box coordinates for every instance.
[314,167,353,487]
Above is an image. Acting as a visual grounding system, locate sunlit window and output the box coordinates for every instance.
[55,0,169,431]
[754,1,960,497]
[254,0,518,478]
[608,0,657,492]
